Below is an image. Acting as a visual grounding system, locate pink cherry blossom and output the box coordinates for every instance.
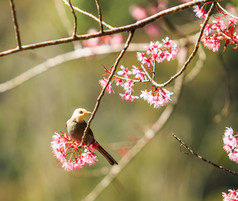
[203,24,211,36]
[147,41,161,54]
[123,80,135,93]
[144,38,178,64]
[51,132,98,171]
[99,38,178,107]
[211,20,227,32]
[120,92,139,102]
[140,89,153,101]
[228,17,238,26]
[222,189,238,201]
[193,5,207,19]
[117,65,132,78]
[144,57,154,67]
[140,88,173,108]
[200,7,238,51]
[228,151,238,163]
[224,127,234,137]
[81,151,98,165]
[114,77,124,86]
[131,66,141,75]
[162,37,174,46]
[223,127,238,164]
[202,35,220,52]
[133,68,146,81]
[99,78,115,94]
[137,52,146,62]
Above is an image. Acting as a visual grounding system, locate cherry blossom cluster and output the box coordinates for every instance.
[82,28,123,47]
[140,88,173,108]
[193,5,238,51]
[222,189,238,201]
[137,37,178,65]
[51,132,98,171]
[99,37,177,108]
[223,127,238,163]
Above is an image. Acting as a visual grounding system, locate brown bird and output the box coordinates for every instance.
[66,108,118,165]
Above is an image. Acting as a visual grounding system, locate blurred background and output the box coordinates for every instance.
[0,0,238,201]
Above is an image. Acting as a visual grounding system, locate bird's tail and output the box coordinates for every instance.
[97,144,118,165]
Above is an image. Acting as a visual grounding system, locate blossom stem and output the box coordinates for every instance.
[140,64,160,87]
[217,3,238,20]
[114,75,146,83]
[152,61,156,80]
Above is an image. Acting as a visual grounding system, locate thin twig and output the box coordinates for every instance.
[140,64,159,87]
[80,31,135,145]
[9,0,22,49]
[62,0,113,30]
[54,0,74,36]
[152,62,156,80]
[217,2,238,20]
[54,0,81,49]
[0,0,219,57]
[94,0,103,33]
[159,2,216,87]
[172,133,238,176]
[68,0,78,37]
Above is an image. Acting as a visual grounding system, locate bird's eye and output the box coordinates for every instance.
[79,110,84,114]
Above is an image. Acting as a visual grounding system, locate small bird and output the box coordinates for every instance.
[66,108,118,165]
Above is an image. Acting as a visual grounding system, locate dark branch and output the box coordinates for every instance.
[94,0,103,33]
[62,0,113,30]
[9,0,22,49]
[0,0,219,57]
[68,0,78,37]
[172,133,238,176]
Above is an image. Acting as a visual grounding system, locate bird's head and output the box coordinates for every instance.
[71,108,93,122]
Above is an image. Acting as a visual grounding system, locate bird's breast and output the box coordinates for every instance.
[66,119,94,144]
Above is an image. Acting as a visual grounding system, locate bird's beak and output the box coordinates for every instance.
[85,111,93,116]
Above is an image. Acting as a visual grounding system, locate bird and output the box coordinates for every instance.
[66,108,118,165]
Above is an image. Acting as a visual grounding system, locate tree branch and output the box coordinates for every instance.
[9,0,22,49]
[62,0,113,30]
[172,133,238,176]
[94,0,103,33]
[217,2,238,20]
[68,0,78,37]
[0,0,219,57]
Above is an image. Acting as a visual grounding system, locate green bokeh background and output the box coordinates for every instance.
[0,0,238,201]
